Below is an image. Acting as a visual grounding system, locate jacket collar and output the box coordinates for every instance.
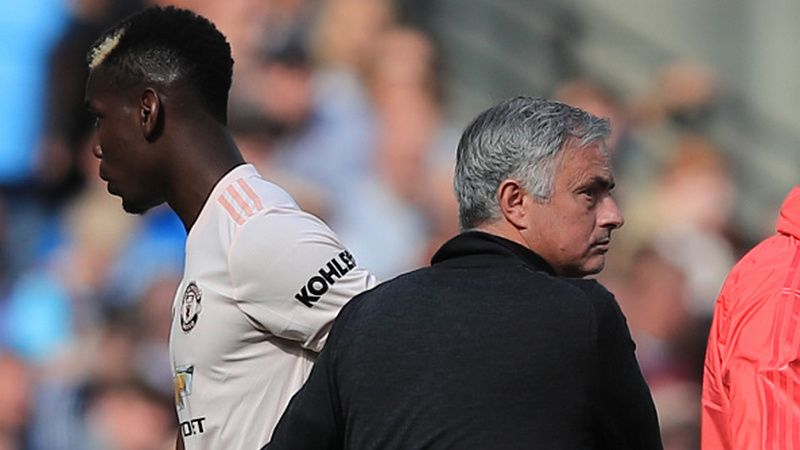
[777,186,800,239]
[431,231,557,276]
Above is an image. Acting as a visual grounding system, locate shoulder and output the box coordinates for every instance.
[720,233,799,302]
[532,275,617,312]
[343,267,425,301]
[214,173,297,225]
[562,278,614,301]
[212,171,340,256]
[228,207,346,270]
[330,267,426,312]
[207,171,349,277]
[561,278,625,326]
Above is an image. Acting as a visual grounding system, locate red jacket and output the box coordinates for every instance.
[702,186,800,450]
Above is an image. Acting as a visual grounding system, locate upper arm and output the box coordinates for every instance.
[702,290,729,448]
[264,307,351,450]
[229,209,376,351]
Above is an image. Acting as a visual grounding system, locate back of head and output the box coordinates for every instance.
[87,6,233,123]
[454,96,610,230]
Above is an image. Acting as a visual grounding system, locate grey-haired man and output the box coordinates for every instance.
[265,96,662,450]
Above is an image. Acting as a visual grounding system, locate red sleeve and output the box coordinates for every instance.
[702,290,731,450]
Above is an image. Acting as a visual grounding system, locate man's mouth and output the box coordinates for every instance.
[98,168,120,195]
[592,239,611,252]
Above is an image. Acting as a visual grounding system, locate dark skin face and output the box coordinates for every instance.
[85,65,244,230]
[85,67,168,214]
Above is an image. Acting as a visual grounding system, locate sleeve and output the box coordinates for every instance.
[590,286,664,450]
[263,307,347,450]
[229,209,377,351]
[701,290,731,450]
[707,286,800,450]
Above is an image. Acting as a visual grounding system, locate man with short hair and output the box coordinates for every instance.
[265,96,663,449]
[84,6,375,449]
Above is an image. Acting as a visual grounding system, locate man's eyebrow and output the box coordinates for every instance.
[577,175,615,191]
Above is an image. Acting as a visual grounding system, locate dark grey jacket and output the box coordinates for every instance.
[265,231,663,450]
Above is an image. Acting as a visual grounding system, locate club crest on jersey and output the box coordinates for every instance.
[180,282,202,332]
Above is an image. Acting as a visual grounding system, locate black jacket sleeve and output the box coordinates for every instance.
[263,322,345,450]
[590,285,664,450]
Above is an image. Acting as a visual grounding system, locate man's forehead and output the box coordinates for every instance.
[85,67,125,104]
[559,144,614,183]
[85,68,105,99]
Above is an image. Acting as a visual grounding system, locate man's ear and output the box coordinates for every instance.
[140,88,162,141]
[497,179,529,230]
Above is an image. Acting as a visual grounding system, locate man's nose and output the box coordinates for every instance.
[91,137,103,159]
[600,195,624,230]
[88,130,102,158]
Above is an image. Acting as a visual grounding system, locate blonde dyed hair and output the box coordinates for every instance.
[88,28,126,70]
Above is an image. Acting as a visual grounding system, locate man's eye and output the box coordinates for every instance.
[580,190,599,206]
[93,116,100,128]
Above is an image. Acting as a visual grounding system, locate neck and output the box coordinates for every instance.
[474,220,529,249]
[165,123,245,231]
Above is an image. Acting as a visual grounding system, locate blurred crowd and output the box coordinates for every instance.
[0,0,766,449]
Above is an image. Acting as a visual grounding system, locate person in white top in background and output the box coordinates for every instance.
[84,6,376,449]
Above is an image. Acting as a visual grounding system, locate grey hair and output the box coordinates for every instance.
[454,96,611,230]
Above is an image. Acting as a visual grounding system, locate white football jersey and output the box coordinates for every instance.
[170,164,376,449]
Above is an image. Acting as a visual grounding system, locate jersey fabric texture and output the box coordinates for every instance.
[170,164,376,450]
[702,186,800,450]
[265,231,663,450]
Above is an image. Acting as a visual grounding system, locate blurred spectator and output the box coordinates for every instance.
[2,174,137,363]
[552,77,645,207]
[83,380,173,450]
[553,78,629,155]
[612,135,737,318]
[133,276,179,397]
[158,0,272,76]
[1,136,184,366]
[331,25,458,279]
[38,0,144,205]
[622,60,723,201]
[0,0,143,304]
[311,0,395,75]
[273,0,395,200]
[650,380,701,450]
[0,0,67,185]
[30,306,168,450]
[614,245,694,381]
[632,60,718,133]
[611,244,706,449]
[0,352,34,449]
[227,17,333,218]
[0,0,67,287]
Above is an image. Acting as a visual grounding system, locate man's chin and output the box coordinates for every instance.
[121,199,157,215]
[582,257,606,277]
[562,257,606,278]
